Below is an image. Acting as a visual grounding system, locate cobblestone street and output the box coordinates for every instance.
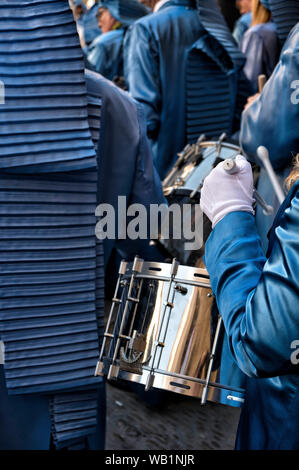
[106,381,241,450]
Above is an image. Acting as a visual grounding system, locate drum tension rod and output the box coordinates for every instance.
[95,260,128,377]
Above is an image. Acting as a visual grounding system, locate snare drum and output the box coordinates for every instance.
[163,135,241,197]
[157,136,241,265]
[96,257,245,407]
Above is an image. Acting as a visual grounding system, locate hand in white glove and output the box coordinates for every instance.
[200,154,255,228]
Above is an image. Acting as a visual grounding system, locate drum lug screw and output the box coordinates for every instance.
[94,361,105,377]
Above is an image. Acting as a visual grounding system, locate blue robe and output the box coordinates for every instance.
[233,12,252,46]
[124,0,249,179]
[0,1,105,450]
[82,4,102,46]
[124,0,206,179]
[266,0,299,45]
[87,29,125,81]
[240,23,299,251]
[204,180,299,450]
[241,22,280,93]
[0,67,165,450]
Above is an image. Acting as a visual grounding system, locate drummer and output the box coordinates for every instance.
[200,154,299,450]
[124,0,250,180]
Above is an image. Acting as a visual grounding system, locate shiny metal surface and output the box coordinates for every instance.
[97,258,245,406]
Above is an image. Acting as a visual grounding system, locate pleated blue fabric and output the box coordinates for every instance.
[0,169,104,395]
[50,390,98,448]
[0,0,97,172]
[267,0,299,45]
[0,1,106,448]
[186,0,249,142]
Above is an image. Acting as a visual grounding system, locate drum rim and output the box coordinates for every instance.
[163,140,241,193]
[120,260,211,287]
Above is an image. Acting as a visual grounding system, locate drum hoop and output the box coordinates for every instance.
[134,366,245,394]
[199,140,240,151]
[124,273,211,288]
[122,261,210,287]
[163,141,241,194]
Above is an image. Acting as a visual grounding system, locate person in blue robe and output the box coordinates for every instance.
[82,3,102,46]
[0,0,106,450]
[200,153,299,450]
[124,0,251,179]
[85,69,166,269]
[233,1,253,45]
[0,0,163,450]
[233,11,252,45]
[86,0,149,81]
[240,22,299,251]
[240,0,280,93]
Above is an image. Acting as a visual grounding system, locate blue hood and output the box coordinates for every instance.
[100,0,149,25]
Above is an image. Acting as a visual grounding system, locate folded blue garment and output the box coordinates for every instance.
[267,0,299,45]
[0,0,97,172]
[0,170,104,395]
[186,0,249,142]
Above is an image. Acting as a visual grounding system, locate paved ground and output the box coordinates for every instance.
[105,380,241,450]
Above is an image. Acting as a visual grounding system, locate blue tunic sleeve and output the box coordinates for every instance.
[88,36,109,75]
[124,22,161,140]
[204,185,299,378]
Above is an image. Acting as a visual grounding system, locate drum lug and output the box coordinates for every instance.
[145,373,155,391]
[118,260,128,275]
[94,361,105,377]
[175,284,188,295]
[108,364,120,380]
[165,302,174,309]
[132,256,144,273]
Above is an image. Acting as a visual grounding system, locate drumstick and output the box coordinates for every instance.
[256,146,285,204]
[223,158,274,215]
[258,74,267,93]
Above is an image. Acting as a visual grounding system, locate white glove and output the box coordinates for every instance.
[200,154,255,228]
